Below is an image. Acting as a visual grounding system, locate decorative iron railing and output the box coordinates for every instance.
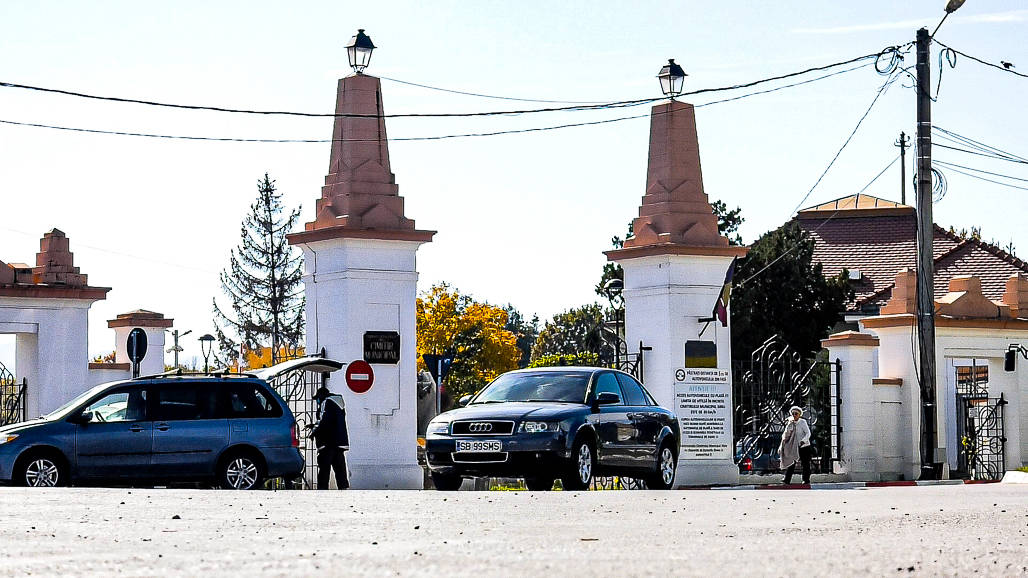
[1,362,26,427]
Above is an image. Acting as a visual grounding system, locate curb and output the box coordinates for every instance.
[681,479,1001,490]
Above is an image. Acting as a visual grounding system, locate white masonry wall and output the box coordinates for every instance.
[296,236,425,489]
[0,297,94,417]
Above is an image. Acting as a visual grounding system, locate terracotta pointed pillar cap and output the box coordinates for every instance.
[607,101,746,261]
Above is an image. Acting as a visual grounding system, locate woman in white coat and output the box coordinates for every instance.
[779,405,812,485]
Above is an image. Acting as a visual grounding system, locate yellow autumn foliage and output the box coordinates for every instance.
[416,283,520,398]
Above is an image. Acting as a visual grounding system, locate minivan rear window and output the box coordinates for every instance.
[222,383,283,418]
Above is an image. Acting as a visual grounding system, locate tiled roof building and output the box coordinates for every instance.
[794,193,1028,317]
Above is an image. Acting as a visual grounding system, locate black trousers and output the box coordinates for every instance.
[317,446,349,490]
[784,445,813,484]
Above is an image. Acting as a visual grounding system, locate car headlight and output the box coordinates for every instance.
[0,434,18,445]
[520,421,561,433]
[427,421,450,435]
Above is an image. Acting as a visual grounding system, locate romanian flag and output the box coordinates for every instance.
[712,257,737,327]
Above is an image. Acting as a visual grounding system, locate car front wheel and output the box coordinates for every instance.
[561,439,594,491]
[17,452,68,488]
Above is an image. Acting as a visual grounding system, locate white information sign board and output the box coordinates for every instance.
[675,368,732,460]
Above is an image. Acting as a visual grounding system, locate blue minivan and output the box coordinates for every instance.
[0,359,337,489]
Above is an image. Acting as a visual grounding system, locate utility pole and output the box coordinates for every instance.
[166,329,192,369]
[895,131,910,205]
[915,26,938,480]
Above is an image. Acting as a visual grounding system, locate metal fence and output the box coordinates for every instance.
[1,361,26,427]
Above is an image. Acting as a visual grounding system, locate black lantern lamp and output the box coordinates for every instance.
[346,29,376,74]
[657,58,687,98]
[199,333,215,373]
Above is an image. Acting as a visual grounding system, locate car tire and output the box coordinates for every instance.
[560,438,595,491]
[217,451,265,490]
[430,471,463,491]
[15,451,69,488]
[645,443,677,490]
[524,476,554,491]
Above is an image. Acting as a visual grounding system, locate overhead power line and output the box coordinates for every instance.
[378,76,605,105]
[0,58,877,145]
[934,161,1028,192]
[932,39,1028,80]
[933,142,1028,165]
[933,159,1028,182]
[933,126,1028,163]
[0,50,887,120]
[738,152,902,288]
[787,68,902,217]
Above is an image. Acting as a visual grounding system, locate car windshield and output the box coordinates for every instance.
[43,382,118,420]
[471,371,590,404]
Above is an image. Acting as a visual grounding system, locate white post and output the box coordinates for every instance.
[822,331,880,481]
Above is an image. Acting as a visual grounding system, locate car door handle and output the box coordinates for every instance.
[129,425,144,433]
[626,413,639,419]
[156,423,170,431]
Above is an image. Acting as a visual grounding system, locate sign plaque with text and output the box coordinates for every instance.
[363,331,401,364]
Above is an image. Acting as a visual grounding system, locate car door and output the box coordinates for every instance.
[589,372,634,467]
[150,382,227,477]
[616,373,662,468]
[75,386,153,478]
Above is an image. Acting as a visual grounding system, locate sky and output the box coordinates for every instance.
[1,1,1026,370]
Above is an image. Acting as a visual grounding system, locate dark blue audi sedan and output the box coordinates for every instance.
[424,367,680,491]
[0,372,306,489]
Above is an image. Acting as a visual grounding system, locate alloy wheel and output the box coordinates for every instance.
[660,447,675,486]
[225,457,259,489]
[577,443,592,484]
[25,458,60,487]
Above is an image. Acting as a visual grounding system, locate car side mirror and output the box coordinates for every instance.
[594,392,620,407]
[457,394,472,408]
[70,411,93,425]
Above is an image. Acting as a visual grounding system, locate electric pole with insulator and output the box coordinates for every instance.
[895,131,910,205]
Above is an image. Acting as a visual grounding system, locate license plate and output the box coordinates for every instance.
[456,440,502,453]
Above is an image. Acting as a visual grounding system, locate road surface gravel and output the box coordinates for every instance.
[0,484,1025,577]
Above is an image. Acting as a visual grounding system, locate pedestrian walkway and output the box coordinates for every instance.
[685,478,1002,490]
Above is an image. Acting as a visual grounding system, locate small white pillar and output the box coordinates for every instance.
[822,331,881,481]
[108,310,172,377]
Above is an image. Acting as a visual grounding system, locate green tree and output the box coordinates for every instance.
[213,174,304,365]
[530,304,611,361]
[731,222,852,358]
[417,284,521,399]
[503,305,539,368]
[596,201,745,297]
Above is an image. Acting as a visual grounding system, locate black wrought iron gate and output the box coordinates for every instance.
[954,364,1007,480]
[1,361,26,427]
[266,367,324,488]
[733,335,841,474]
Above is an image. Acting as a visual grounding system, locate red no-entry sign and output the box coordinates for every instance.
[345,360,375,394]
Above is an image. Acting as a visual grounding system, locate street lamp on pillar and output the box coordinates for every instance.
[346,28,376,74]
[657,59,687,99]
[199,333,215,374]
[603,278,626,366]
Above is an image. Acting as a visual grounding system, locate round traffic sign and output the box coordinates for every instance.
[127,328,148,364]
[345,360,375,394]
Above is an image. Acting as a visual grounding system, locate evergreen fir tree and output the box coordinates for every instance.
[213,173,304,366]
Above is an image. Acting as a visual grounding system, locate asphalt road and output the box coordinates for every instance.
[0,484,1025,577]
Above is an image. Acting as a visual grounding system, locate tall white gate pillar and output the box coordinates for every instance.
[288,70,434,489]
[607,100,747,487]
